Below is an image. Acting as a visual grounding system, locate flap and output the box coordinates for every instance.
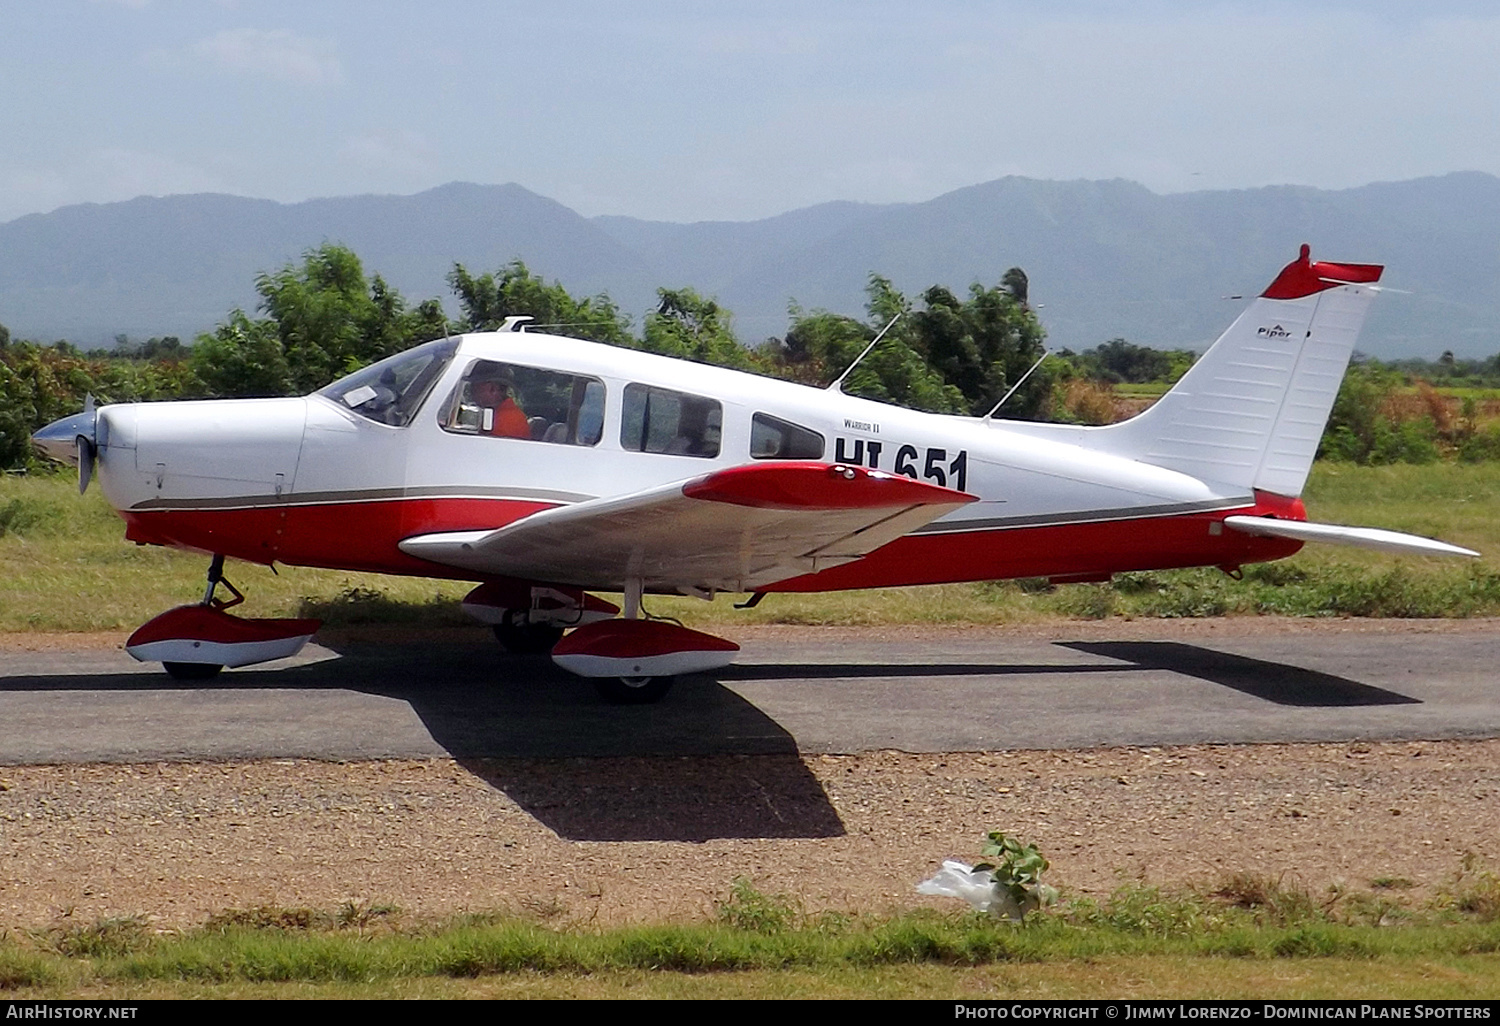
[399,461,976,593]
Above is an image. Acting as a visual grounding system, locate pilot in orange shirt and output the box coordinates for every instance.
[472,371,530,438]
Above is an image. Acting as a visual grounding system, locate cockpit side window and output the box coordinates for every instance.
[620,384,722,458]
[316,338,459,427]
[438,359,605,445]
[750,412,825,459]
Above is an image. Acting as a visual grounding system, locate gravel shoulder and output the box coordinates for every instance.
[1,740,1495,931]
[0,618,1496,931]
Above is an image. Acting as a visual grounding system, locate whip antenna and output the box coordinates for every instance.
[986,351,1050,419]
[827,313,902,393]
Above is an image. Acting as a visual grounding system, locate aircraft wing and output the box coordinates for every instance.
[398,461,977,593]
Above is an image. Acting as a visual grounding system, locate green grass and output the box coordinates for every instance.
[12,958,1500,1000]
[1114,382,1173,399]
[1428,386,1500,402]
[5,875,1500,999]
[3,462,1499,632]
[0,469,478,632]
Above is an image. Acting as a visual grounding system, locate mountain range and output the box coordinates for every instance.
[3,172,1499,359]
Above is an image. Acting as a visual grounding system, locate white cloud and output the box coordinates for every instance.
[0,148,230,222]
[189,28,343,86]
[341,131,438,179]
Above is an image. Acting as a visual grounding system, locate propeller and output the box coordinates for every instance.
[29,395,99,493]
[77,395,96,494]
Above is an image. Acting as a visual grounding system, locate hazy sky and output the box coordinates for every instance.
[5,1,1499,224]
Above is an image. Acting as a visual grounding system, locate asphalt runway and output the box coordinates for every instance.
[1,623,1496,765]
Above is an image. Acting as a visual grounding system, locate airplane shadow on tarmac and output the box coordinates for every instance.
[0,635,1419,840]
[0,638,847,842]
[716,644,1418,708]
[1057,641,1421,707]
[326,642,850,841]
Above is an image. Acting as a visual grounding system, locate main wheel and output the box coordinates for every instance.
[593,675,675,705]
[492,620,565,655]
[163,661,223,681]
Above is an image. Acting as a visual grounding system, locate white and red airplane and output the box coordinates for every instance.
[32,246,1477,702]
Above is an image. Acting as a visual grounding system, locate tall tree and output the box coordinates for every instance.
[447,260,632,347]
[1001,267,1029,306]
[193,244,447,397]
[774,272,1046,417]
[188,311,294,398]
[641,287,754,369]
[771,277,965,414]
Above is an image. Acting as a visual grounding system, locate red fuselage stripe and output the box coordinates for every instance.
[123,496,556,577]
[766,496,1302,591]
[121,492,1305,589]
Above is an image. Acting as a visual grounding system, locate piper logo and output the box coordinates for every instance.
[1256,324,1291,339]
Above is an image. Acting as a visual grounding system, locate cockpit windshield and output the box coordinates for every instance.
[315,338,459,427]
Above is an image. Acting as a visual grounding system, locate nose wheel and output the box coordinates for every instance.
[159,555,242,679]
[163,661,224,681]
[125,555,321,678]
[592,674,674,705]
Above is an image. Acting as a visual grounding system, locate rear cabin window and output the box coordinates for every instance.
[620,384,722,458]
[439,359,605,445]
[750,413,825,460]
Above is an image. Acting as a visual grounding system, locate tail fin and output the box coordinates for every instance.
[1101,245,1382,497]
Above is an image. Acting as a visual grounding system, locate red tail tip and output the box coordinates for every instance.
[1262,245,1382,300]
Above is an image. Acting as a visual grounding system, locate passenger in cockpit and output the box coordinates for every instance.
[471,366,530,438]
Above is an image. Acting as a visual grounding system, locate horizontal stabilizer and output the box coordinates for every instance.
[1223,516,1478,558]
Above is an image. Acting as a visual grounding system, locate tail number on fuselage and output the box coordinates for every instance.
[835,437,968,491]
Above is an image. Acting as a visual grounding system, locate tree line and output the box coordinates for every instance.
[5,243,1498,471]
[1,244,1053,468]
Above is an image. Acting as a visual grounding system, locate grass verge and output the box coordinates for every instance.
[5,872,1500,999]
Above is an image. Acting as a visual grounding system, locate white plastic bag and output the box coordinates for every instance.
[916,859,1000,914]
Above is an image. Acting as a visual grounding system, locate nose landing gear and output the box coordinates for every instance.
[125,556,322,680]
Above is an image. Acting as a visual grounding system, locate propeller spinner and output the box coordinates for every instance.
[30,396,98,493]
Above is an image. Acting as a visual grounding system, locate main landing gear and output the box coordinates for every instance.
[593,674,675,706]
[465,579,744,704]
[547,579,740,705]
[492,618,565,655]
[461,581,616,655]
[124,555,321,680]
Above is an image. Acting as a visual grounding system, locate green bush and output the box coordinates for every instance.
[1459,425,1500,463]
[715,878,801,934]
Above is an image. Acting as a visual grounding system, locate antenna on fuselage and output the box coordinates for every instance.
[498,316,533,333]
[985,350,1050,419]
[826,313,902,393]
